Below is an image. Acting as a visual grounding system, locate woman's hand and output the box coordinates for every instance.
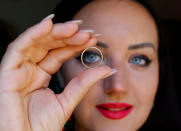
[0,14,113,131]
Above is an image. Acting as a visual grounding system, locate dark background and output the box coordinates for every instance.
[0,0,181,35]
[0,0,181,130]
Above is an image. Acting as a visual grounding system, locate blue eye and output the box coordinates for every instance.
[83,51,101,64]
[76,51,101,64]
[129,55,151,67]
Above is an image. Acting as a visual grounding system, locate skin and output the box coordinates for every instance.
[0,14,114,130]
[62,0,159,130]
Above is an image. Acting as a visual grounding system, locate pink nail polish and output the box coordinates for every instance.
[65,20,83,25]
[103,68,117,78]
[79,29,95,34]
[41,14,55,22]
[91,33,102,37]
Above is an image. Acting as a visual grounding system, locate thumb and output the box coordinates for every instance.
[56,65,116,121]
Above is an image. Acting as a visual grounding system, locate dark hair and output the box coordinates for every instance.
[49,0,181,130]
[136,1,181,131]
[52,0,92,23]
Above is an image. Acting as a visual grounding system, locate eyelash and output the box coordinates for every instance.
[76,52,152,67]
[75,51,101,64]
[128,54,151,67]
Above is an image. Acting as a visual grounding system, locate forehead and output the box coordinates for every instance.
[73,0,158,49]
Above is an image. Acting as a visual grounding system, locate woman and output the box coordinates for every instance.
[0,0,167,130]
[56,0,159,130]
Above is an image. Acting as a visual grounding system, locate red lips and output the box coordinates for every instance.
[96,103,133,120]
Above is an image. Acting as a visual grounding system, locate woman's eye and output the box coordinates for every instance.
[129,55,151,67]
[76,51,101,64]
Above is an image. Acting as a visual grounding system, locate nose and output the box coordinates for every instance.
[103,68,129,96]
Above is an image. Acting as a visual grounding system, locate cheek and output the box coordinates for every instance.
[127,64,159,129]
[131,65,159,106]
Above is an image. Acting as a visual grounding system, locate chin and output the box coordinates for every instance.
[74,107,151,131]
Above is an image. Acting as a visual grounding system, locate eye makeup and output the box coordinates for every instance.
[128,54,152,67]
[75,41,154,69]
[76,46,104,68]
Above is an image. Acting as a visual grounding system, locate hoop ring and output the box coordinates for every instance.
[81,46,104,68]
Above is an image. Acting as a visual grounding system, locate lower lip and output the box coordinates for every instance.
[96,104,133,120]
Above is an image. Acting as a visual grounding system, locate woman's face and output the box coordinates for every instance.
[62,0,159,130]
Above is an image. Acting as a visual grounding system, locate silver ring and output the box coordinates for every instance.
[81,46,104,68]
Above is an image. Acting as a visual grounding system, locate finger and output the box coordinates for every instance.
[0,18,53,70]
[22,65,51,96]
[36,22,80,49]
[63,30,94,46]
[38,37,97,74]
[10,19,53,51]
[0,19,81,71]
[35,29,92,51]
[10,20,80,51]
[52,22,80,39]
[21,22,80,64]
[56,66,116,120]
[0,61,51,94]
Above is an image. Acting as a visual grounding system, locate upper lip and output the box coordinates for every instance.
[96,103,133,110]
[96,102,133,119]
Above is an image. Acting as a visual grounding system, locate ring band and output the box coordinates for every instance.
[81,46,104,68]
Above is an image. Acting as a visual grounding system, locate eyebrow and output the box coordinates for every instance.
[96,41,156,52]
[96,41,108,49]
[128,42,156,52]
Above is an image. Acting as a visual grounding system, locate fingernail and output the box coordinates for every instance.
[103,68,117,78]
[91,33,102,37]
[41,14,55,22]
[66,20,83,25]
[79,29,94,34]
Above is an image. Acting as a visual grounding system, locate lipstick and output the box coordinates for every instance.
[96,103,133,120]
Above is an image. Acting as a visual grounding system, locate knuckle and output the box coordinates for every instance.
[77,33,90,45]
[49,51,61,64]
[64,24,78,36]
